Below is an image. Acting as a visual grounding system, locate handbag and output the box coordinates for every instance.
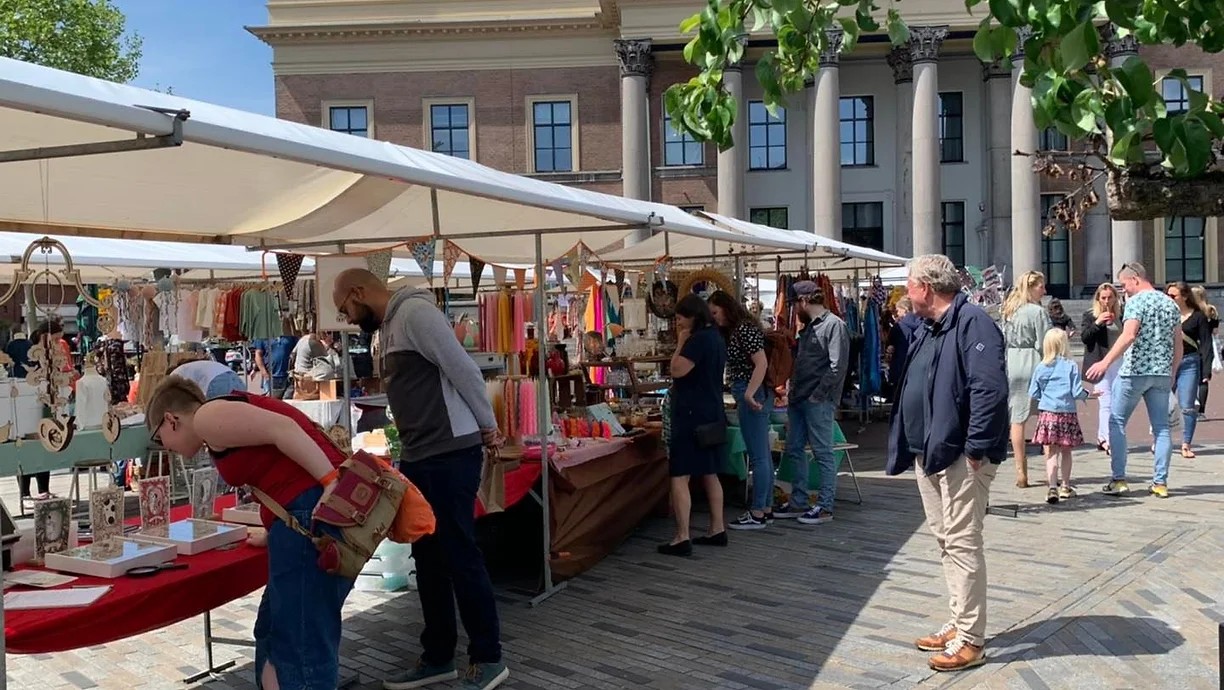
[694,420,727,449]
[251,450,436,579]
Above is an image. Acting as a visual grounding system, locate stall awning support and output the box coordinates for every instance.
[0,107,189,164]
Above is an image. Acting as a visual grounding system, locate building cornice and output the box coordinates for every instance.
[248,18,611,44]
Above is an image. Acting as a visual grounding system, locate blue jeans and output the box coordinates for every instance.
[1109,374,1173,485]
[206,370,245,399]
[254,485,354,690]
[783,398,837,511]
[400,445,502,665]
[1174,356,1202,445]
[731,381,774,512]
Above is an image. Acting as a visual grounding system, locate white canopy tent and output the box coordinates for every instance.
[597,211,816,263]
[0,57,803,264]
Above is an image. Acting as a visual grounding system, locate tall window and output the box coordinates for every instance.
[429,104,470,159]
[532,100,574,173]
[748,101,786,169]
[749,207,788,229]
[939,92,964,163]
[663,111,704,166]
[1039,195,1070,293]
[842,202,884,250]
[1165,216,1206,282]
[941,202,966,266]
[839,96,875,166]
[1040,126,1069,151]
[329,106,369,137]
[1162,75,1205,116]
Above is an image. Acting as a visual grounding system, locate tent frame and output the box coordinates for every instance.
[0,106,188,164]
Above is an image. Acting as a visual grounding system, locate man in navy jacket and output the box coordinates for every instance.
[887,254,1008,673]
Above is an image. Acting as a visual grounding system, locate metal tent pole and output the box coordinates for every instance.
[529,231,566,607]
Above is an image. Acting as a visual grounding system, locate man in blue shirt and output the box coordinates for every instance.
[254,334,298,399]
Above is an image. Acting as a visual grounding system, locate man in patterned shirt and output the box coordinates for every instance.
[1085,262,1182,498]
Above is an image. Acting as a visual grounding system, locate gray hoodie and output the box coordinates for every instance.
[379,288,497,461]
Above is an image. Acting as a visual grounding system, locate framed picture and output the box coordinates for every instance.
[315,255,372,332]
[190,468,219,520]
[33,497,71,562]
[88,486,124,544]
[137,476,170,531]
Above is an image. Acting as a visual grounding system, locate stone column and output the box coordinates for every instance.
[718,62,746,218]
[1085,173,1113,285]
[908,26,947,257]
[813,28,844,240]
[1010,33,1041,278]
[887,46,914,256]
[983,60,1013,270]
[1106,28,1143,269]
[615,38,653,205]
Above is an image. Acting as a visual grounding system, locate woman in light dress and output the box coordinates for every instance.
[1001,271,1051,488]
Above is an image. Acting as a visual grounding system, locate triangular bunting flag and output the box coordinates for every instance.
[409,239,437,285]
[442,241,462,284]
[492,266,507,286]
[552,261,564,291]
[469,256,486,293]
[514,268,527,291]
[564,249,582,290]
[366,249,393,284]
[275,253,304,299]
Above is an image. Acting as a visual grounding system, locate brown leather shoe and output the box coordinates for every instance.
[914,623,957,652]
[928,639,986,672]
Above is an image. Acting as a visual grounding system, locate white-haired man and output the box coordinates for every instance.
[887,254,1009,672]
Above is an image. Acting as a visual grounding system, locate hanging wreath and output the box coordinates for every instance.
[678,268,736,301]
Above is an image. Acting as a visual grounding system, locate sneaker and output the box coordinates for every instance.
[1102,480,1129,496]
[1149,483,1169,498]
[771,502,807,519]
[728,512,768,530]
[928,638,986,672]
[915,622,958,652]
[796,507,833,525]
[462,662,509,690]
[383,659,457,689]
[1046,488,1059,505]
[1058,485,1076,500]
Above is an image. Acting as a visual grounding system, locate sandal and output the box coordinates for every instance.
[1181,445,1196,459]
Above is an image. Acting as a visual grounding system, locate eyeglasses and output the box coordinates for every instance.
[335,288,357,321]
[150,417,167,446]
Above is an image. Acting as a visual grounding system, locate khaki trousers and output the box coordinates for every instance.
[915,457,997,647]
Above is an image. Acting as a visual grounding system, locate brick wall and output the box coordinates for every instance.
[277,66,622,178]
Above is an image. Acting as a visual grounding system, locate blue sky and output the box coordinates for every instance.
[114,0,274,114]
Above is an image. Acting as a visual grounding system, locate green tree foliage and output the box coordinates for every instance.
[665,0,1224,220]
[0,0,142,82]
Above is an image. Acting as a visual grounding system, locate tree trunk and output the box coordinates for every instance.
[1107,169,1224,220]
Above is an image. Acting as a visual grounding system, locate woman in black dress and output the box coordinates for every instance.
[659,295,728,556]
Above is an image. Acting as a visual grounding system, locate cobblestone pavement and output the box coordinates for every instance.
[6,395,1224,689]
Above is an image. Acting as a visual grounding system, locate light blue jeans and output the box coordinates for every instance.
[783,398,837,511]
[1109,374,1172,485]
[1174,356,1202,445]
[731,381,774,512]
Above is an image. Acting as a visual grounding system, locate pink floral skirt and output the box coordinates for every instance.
[1032,411,1083,448]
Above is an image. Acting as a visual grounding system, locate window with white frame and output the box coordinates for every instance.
[748,101,787,170]
[663,110,703,166]
[1039,195,1071,291]
[531,99,574,173]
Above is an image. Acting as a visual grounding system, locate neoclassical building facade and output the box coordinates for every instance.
[252,0,1222,297]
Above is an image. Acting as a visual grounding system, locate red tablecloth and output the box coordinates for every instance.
[5,494,268,654]
[474,461,542,518]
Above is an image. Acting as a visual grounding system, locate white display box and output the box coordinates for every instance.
[131,519,247,556]
[44,539,177,579]
[220,503,262,527]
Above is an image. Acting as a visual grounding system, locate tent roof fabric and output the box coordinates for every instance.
[0,58,804,265]
[596,211,816,263]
